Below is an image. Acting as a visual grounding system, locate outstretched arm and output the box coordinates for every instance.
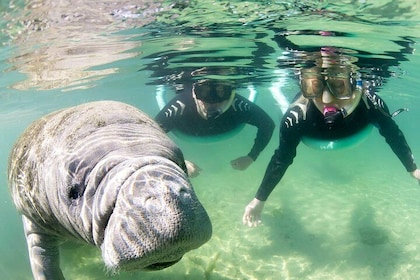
[245,103,275,162]
[243,106,302,227]
[368,94,418,175]
[231,96,275,171]
[23,215,64,280]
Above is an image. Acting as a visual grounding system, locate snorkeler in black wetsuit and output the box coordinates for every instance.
[155,79,275,176]
[243,64,420,227]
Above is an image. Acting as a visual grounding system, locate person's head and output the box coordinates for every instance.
[192,79,235,120]
[299,64,362,126]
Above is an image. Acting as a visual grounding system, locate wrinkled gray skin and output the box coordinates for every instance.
[8,101,212,279]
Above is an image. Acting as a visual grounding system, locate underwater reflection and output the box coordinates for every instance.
[3,0,168,90]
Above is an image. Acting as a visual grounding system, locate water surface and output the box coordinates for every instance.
[1,1,420,279]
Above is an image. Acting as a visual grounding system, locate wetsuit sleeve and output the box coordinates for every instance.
[154,97,186,133]
[245,103,275,161]
[255,106,303,201]
[368,94,417,172]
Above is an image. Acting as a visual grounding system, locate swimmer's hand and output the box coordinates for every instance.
[410,169,420,186]
[231,156,254,170]
[243,198,265,227]
[185,160,201,178]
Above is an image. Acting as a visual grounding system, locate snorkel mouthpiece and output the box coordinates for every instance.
[206,108,223,120]
[324,107,347,128]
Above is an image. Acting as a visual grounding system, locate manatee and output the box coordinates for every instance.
[8,100,212,279]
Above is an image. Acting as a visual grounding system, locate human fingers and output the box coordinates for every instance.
[242,209,254,227]
[242,212,261,227]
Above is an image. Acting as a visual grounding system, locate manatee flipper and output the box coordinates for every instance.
[23,215,65,280]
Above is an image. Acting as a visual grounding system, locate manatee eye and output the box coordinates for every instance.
[68,184,85,200]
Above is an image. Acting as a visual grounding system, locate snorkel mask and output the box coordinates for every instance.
[300,66,362,128]
[193,80,235,120]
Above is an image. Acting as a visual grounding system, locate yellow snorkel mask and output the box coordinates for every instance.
[300,64,363,127]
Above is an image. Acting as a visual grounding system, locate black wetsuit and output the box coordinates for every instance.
[155,93,275,161]
[255,91,417,201]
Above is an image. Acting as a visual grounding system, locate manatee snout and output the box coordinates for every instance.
[102,158,212,272]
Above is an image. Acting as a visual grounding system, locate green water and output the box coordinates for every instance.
[1,1,420,279]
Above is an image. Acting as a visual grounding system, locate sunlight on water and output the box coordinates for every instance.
[1,0,420,279]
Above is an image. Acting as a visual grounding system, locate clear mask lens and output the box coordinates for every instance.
[301,74,353,100]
